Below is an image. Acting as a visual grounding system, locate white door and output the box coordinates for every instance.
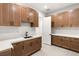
[42,16,51,45]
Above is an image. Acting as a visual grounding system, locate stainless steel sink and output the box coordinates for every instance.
[24,36,32,38]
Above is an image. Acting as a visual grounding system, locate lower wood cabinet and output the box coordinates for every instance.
[12,41,24,56]
[51,36,79,52]
[12,37,41,56]
[0,49,11,56]
[23,37,41,56]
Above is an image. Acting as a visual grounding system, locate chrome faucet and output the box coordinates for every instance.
[25,32,28,37]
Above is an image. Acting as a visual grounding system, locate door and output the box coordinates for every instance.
[42,16,51,45]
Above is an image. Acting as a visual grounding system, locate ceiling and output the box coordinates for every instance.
[18,3,78,16]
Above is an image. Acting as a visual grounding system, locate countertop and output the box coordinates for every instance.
[51,34,79,38]
[0,41,13,52]
[9,35,41,43]
[0,35,41,52]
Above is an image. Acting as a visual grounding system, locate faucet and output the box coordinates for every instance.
[25,32,28,37]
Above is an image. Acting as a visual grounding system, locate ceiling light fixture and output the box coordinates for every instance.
[44,5,50,11]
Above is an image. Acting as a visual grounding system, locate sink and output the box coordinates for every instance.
[24,36,32,38]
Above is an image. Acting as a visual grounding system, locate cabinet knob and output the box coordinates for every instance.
[22,46,24,49]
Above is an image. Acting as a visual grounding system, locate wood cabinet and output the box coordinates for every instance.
[0,3,21,26]
[51,15,60,27]
[0,3,38,27]
[21,7,29,22]
[51,35,79,52]
[23,40,33,55]
[69,38,79,51]
[0,49,11,56]
[12,37,41,56]
[21,7,38,27]
[0,3,3,25]
[28,8,38,27]
[23,37,41,56]
[51,36,62,46]
[69,8,79,27]
[51,8,79,27]
[51,12,70,27]
[2,4,10,26]
[12,41,24,56]
[11,4,21,26]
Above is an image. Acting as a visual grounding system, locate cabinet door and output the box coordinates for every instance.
[58,12,69,27]
[0,4,3,25]
[23,37,41,56]
[51,36,62,46]
[70,38,79,52]
[12,41,24,56]
[69,8,79,27]
[51,15,60,27]
[12,4,21,26]
[2,4,10,26]
[61,37,71,48]
[29,8,38,27]
[8,4,14,26]
[21,7,29,22]
[23,40,33,56]
[51,11,71,27]
[32,37,41,50]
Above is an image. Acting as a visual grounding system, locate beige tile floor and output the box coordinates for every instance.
[32,44,79,56]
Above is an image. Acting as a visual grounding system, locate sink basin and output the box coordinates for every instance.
[24,36,32,38]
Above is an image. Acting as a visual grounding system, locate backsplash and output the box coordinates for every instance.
[0,23,36,41]
[52,27,79,35]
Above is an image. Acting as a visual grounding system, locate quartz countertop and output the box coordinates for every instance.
[9,35,41,43]
[51,34,79,38]
[0,35,41,52]
[0,41,13,52]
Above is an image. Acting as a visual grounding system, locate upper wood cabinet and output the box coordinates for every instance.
[51,8,79,27]
[8,4,21,26]
[2,4,10,26]
[69,8,79,27]
[0,3,3,25]
[0,3,38,27]
[0,4,21,26]
[28,8,38,27]
[21,7,29,22]
[51,11,70,27]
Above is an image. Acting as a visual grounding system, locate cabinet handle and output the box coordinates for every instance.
[30,22,33,27]
[22,46,24,49]
[51,21,54,27]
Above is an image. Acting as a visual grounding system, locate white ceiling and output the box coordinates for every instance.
[18,3,78,16]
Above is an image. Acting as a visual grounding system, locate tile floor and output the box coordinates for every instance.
[32,44,79,56]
